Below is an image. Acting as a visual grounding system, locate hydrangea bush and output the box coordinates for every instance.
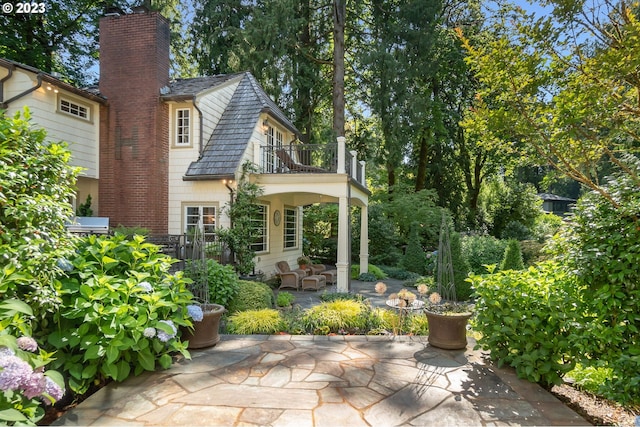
[46,233,195,395]
[0,300,64,425]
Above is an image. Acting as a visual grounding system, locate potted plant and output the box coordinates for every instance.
[297,255,311,270]
[276,291,295,309]
[181,226,226,349]
[422,213,473,350]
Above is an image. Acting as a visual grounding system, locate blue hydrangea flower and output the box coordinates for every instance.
[0,347,15,358]
[16,336,38,352]
[143,327,156,338]
[187,305,204,322]
[56,258,73,272]
[138,281,153,293]
[42,376,64,404]
[156,320,177,343]
[0,354,33,391]
[22,371,45,399]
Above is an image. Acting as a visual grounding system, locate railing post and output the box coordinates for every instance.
[337,136,346,174]
[360,160,366,187]
[350,150,357,180]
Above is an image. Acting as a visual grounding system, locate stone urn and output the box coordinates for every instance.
[425,310,472,350]
[181,303,225,349]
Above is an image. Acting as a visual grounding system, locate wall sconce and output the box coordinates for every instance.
[262,119,270,135]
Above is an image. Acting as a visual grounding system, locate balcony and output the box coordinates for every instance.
[257,138,366,188]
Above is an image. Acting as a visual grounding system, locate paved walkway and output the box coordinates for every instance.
[52,279,590,426]
[53,335,588,426]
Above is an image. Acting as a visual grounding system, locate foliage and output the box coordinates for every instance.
[350,264,387,280]
[460,1,640,210]
[566,364,613,396]
[519,240,546,267]
[276,292,295,308]
[46,233,193,395]
[226,309,284,335]
[0,300,65,425]
[303,204,338,264]
[219,162,264,275]
[76,194,93,217]
[302,300,368,334]
[226,281,274,314]
[378,265,421,281]
[531,213,564,243]
[296,255,311,267]
[318,292,365,303]
[184,259,239,308]
[111,224,150,237]
[449,232,471,300]
[500,239,524,271]
[468,262,578,387]
[462,234,507,274]
[551,160,640,405]
[358,272,377,282]
[479,179,541,239]
[0,108,78,321]
[401,222,428,274]
[363,204,402,266]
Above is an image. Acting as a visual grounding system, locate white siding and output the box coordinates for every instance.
[2,69,100,179]
[197,79,240,145]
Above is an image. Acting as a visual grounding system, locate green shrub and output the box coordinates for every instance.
[462,235,507,274]
[500,239,524,271]
[379,266,421,281]
[226,309,284,334]
[406,313,429,335]
[276,292,295,307]
[0,300,65,425]
[227,280,274,314]
[302,300,368,334]
[552,158,640,405]
[500,220,531,240]
[531,213,563,243]
[520,240,547,266]
[0,108,79,321]
[350,264,387,279]
[566,363,613,396]
[358,272,377,282]
[184,259,239,307]
[47,234,193,395]
[319,292,365,303]
[468,262,578,387]
[450,232,471,300]
[401,222,428,274]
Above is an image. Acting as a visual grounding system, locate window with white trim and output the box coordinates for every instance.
[250,204,268,252]
[176,108,191,146]
[265,126,284,172]
[59,98,89,120]
[185,205,216,241]
[283,207,298,249]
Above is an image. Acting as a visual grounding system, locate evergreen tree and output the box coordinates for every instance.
[500,239,524,271]
[402,222,428,275]
[450,231,471,300]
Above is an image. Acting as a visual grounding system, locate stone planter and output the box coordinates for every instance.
[425,310,472,350]
[181,303,225,349]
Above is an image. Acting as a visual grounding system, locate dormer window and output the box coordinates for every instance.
[59,97,90,121]
[176,108,191,146]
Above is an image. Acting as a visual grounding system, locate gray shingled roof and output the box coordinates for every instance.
[184,72,300,179]
[163,74,242,99]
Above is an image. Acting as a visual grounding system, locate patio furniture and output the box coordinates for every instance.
[275,261,308,290]
[301,274,326,291]
[308,264,337,285]
[276,149,326,173]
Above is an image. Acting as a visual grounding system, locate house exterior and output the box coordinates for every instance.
[0,58,106,213]
[1,7,369,292]
[538,193,576,217]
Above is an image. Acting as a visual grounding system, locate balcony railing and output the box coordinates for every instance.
[258,139,366,187]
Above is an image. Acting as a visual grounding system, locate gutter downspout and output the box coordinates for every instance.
[1,73,43,109]
[192,95,204,157]
[0,63,15,105]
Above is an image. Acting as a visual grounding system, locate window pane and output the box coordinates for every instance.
[250,205,267,252]
[283,207,297,249]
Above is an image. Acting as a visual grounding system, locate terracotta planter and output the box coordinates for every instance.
[425,310,472,350]
[181,303,225,349]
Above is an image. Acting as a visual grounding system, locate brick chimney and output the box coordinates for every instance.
[98,9,170,234]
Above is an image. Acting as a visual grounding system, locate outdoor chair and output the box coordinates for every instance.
[275,261,308,290]
[308,264,337,285]
[275,149,327,173]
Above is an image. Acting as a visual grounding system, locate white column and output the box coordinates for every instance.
[350,150,358,180]
[359,205,368,274]
[336,196,350,292]
[359,160,366,187]
[337,136,346,174]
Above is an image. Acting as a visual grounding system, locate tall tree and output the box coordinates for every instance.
[460,0,640,208]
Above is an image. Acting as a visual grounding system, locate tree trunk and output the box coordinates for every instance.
[332,0,346,137]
